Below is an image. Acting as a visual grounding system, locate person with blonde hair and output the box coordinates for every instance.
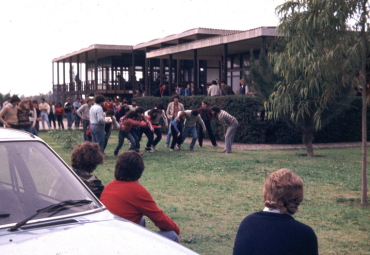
[17,99,32,133]
[233,168,318,255]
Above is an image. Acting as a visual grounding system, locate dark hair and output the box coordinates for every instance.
[148,108,158,119]
[131,99,137,103]
[210,105,221,113]
[125,110,138,119]
[156,103,164,110]
[202,101,209,105]
[106,110,114,117]
[115,151,145,181]
[10,95,21,103]
[71,142,103,173]
[28,98,34,110]
[33,99,38,104]
[191,109,199,117]
[173,95,180,100]
[122,100,129,105]
[212,80,217,85]
[41,98,45,101]
[56,102,62,107]
[86,98,93,103]
[95,95,105,104]
[221,81,226,84]
[135,107,145,114]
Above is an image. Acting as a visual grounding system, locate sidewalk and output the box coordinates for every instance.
[56,118,367,151]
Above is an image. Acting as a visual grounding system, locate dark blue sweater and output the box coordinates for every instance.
[233,211,318,255]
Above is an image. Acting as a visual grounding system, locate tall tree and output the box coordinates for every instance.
[271,0,369,203]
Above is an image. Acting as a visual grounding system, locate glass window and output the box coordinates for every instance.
[233,55,240,68]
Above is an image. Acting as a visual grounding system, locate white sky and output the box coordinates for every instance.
[0,0,285,96]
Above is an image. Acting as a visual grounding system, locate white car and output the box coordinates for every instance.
[0,128,198,255]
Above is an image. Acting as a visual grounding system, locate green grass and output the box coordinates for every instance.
[40,130,370,255]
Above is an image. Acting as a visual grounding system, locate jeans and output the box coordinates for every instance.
[114,130,136,155]
[48,113,56,129]
[139,127,154,149]
[90,124,105,152]
[170,125,183,149]
[139,217,179,243]
[130,128,140,151]
[40,111,50,130]
[223,120,238,153]
[182,126,197,149]
[74,114,81,128]
[82,119,91,141]
[66,112,74,128]
[165,121,172,146]
[152,127,162,147]
[56,115,64,130]
[20,126,32,133]
[199,120,217,146]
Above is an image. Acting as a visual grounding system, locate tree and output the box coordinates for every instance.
[271,0,369,203]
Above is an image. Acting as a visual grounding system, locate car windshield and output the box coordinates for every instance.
[0,141,101,226]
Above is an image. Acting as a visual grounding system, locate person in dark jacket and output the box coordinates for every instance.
[198,101,218,148]
[233,168,318,255]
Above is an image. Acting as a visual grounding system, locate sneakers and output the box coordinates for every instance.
[145,147,153,153]
[152,146,157,151]
[165,145,169,148]
[189,148,194,151]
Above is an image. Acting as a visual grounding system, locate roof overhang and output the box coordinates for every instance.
[145,27,279,60]
[52,44,134,63]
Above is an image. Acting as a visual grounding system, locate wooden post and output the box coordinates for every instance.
[149,58,153,96]
[144,50,149,96]
[169,54,173,95]
[85,51,88,95]
[177,59,181,85]
[94,49,98,95]
[193,49,198,95]
[160,59,164,87]
[77,54,80,98]
[223,44,228,82]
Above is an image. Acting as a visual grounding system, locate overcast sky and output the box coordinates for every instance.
[0,0,285,97]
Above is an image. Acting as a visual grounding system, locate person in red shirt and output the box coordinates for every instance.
[55,102,65,130]
[101,151,180,242]
[104,98,114,111]
[113,111,141,156]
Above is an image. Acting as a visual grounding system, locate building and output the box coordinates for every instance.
[51,26,278,102]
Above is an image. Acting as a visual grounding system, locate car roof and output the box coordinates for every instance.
[0,128,40,141]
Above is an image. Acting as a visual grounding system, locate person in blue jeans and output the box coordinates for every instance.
[181,110,206,151]
[64,98,74,129]
[184,83,191,96]
[89,95,107,153]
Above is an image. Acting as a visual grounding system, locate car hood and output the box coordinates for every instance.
[0,209,198,255]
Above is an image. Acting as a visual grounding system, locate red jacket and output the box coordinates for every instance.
[119,118,141,133]
[104,102,114,111]
[197,107,213,120]
[101,180,180,235]
[55,107,64,116]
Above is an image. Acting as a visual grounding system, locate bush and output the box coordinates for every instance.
[134,95,369,144]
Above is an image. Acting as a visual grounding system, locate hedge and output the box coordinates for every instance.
[133,95,370,144]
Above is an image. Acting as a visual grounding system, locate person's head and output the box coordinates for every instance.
[95,95,105,105]
[10,95,21,105]
[135,107,145,115]
[115,151,145,182]
[221,81,226,86]
[27,98,34,110]
[210,105,221,116]
[106,110,114,117]
[157,103,164,113]
[149,108,158,118]
[240,78,246,85]
[191,109,199,117]
[178,111,187,120]
[40,98,45,103]
[201,101,209,108]
[7,97,11,102]
[187,84,191,89]
[76,98,81,102]
[67,97,72,103]
[125,110,138,120]
[86,98,93,106]
[32,99,38,105]
[122,100,129,107]
[18,99,30,111]
[107,98,111,102]
[71,142,104,173]
[173,95,179,103]
[131,99,137,107]
[212,80,217,85]
[191,82,194,88]
[263,168,304,215]
[49,100,53,105]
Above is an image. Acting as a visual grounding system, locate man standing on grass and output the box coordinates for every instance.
[64,98,74,129]
[73,98,82,129]
[144,103,168,151]
[77,98,93,141]
[165,95,184,148]
[39,98,51,130]
[0,95,20,129]
[198,101,218,148]
[89,95,108,153]
[181,110,206,151]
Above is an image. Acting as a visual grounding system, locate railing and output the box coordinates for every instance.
[53,80,133,93]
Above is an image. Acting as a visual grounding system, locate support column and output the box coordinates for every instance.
[94,49,98,94]
[160,59,164,87]
[69,57,73,97]
[121,53,124,92]
[52,62,54,102]
[144,51,149,96]
[204,60,207,95]
[111,64,114,91]
[131,51,135,88]
[63,60,66,103]
[193,50,198,95]
[219,60,222,81]
[169,54,173,96]
[177,59,181,85]
[57,61,60,102]
[85,51,88,95]
[149,58,153,96]
[223,44,228,82]
[77,54,80,98]
[261,36,267,56]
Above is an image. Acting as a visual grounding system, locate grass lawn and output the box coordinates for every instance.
[41,130,370,255]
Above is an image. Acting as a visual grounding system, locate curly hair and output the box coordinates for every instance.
[263,168,304,215]
[148,108,158,119]
[95,95,105,104]
[71,142,103,173]
[125,110,138,119]
[191,109,199,117]
[115,151,145,181]
[135,107,145,114]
